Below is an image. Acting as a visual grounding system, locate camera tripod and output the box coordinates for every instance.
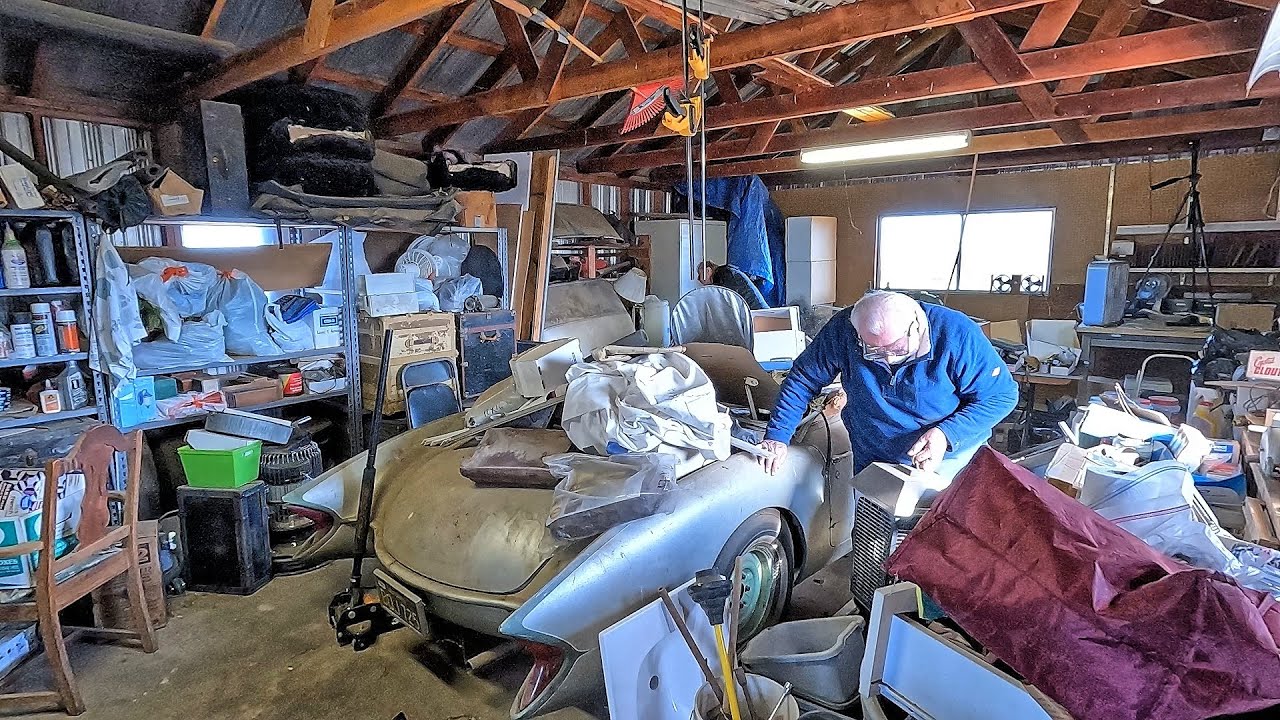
[1130,139,1215,320]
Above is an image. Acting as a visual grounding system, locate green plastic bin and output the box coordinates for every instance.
[178,441,262,489]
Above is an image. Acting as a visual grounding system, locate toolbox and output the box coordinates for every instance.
[457,310,516,402]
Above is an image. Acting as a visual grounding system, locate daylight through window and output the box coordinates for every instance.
[876,209,1054,293]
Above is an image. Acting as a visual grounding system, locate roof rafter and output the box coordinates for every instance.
[491,16,1259,154]
[189,0,469,100]
[580,72,1266,173]
[1055,0,1143,95]
[377,0,1058,136]
[368,1,474,118]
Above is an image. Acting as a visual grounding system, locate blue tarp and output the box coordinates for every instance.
[676,175,786,306]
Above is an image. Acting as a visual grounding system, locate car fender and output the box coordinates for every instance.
[500,448,828,653]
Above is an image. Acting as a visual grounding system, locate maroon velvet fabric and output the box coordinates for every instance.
[886,447,1280,720]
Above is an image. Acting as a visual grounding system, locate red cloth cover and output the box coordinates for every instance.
[886,447,1280,720]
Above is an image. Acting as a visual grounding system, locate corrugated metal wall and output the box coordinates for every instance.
[20,117,161,247]
[0,113,37,181]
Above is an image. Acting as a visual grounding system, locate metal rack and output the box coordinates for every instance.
[0,208,108,431]
[91,217,364,457]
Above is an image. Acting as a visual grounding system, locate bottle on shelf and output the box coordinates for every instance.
[56,362,88,411]
[25,223,60,286]
[1,225,29,290]
[55,310,80,352]
[29,303,56,357]
[39,381,62,414]
[9,320,35,359]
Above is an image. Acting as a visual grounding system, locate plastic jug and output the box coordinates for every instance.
[642,295,671,347]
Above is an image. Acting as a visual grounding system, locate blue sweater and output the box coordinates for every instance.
[765,304,1018,472]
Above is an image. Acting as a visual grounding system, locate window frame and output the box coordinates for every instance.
[873,207,1056,296]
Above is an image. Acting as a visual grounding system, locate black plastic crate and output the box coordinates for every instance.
[178,481,272,595]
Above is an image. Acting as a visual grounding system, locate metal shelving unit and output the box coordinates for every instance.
[0,209,107,429]
[92,218,364,457]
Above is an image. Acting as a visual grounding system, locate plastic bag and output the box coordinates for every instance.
[211,270,283,357]
[157,390,227,420]
[1080,459,1280,597]
[264,305,314,353]
[436,274,482,312]
[135,257,220,318]
[545,452,677,540]
[133,312,231,371]
[128,264,183,341]
[415,278,441,313]
[93,240,146,382]
[425,234,470,279]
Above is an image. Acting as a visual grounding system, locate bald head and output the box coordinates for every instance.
[852,292,923,345]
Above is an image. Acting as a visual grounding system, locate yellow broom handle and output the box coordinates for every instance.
[713,625,743,720]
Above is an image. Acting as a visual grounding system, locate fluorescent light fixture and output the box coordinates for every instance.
[801,131,973,165]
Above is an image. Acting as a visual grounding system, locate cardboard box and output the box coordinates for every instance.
[359,292,418,318]
[358,272,416,296]
[511,338,583,398]
[1247,350,1280,381]
[1216,303,1277,332]
[358,312,456,359]
[94,519,167,629]
[751,307,806,363]
[222,376,282,409]
[360,351,455,414]
[988,320,1023,344]
[455,191,498,228]
[112,376,158,428]
[311,306,342,348]
[0,165,43,210]
[1026,319,1080,375]
[146,170,204,217]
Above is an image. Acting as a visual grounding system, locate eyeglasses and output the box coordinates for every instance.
[860,318,918,362]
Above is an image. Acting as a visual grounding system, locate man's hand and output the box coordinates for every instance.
[908,428,948,473]
[759,440,789,476]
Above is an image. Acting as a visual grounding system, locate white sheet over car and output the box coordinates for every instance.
[562,353,731,472]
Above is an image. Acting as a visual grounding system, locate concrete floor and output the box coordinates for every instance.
[7,560,852,720]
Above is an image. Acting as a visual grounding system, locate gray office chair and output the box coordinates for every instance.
[671,286,754,349]
[400,359,461,429]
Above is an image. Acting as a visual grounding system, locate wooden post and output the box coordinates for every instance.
[514,151,559,341]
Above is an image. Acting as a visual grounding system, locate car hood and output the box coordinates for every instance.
[375,446,580,595]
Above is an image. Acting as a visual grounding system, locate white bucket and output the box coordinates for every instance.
[693,673,800,720]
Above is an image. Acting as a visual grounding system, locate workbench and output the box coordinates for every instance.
[1075,320,1211,404]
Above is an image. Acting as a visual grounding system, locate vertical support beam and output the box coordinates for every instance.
[515,151,560,341]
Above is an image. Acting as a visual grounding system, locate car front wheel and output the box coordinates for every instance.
[712,510,794,641]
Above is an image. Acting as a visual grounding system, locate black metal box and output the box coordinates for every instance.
[178,481,272,595]
[457,310,516,402]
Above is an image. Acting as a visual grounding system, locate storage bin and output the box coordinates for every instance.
[178,441,262,489]
[741,615,866,708]
[178,482,272,595]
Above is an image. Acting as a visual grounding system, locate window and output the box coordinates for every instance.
[180,224,276,249]
[876,209,1054,293]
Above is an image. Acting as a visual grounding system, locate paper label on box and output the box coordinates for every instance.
[160,194,190,207]
[1247,351,1280,380]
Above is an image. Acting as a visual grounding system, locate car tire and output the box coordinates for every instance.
[712,509,794,641]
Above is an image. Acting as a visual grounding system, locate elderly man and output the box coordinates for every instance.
[761,291,1018,479]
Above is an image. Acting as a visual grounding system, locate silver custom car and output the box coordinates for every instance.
[284,343,862,718]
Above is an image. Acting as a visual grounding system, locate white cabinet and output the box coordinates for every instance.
[787,260,837,307]
[785,216,838,263]
[633,219,728,305]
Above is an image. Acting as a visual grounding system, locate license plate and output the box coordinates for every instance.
[374,569,429,637]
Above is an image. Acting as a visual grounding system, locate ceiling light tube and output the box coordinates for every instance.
[801,131,973,165]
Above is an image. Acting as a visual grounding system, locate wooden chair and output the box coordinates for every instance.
[0,424,157,715]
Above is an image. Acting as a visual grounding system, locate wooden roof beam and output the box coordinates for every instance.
[1055,0,1143,95]
[956,16,1088,142]
[497,16,1259,154]
[656,104,1279,179]
[1018,0,1083,50]
[581,72,1268,173]
[378,0,1059,136]
[493,1,542,82]
[189,0,469,100]
[369,1,474,118]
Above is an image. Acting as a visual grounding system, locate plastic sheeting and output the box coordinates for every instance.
[545,452,677,540]
[562,353,731,474]
[671,286,754,348]
[887,447,1280,720]
[91,239,146,383]
[1080,460,1280,598]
